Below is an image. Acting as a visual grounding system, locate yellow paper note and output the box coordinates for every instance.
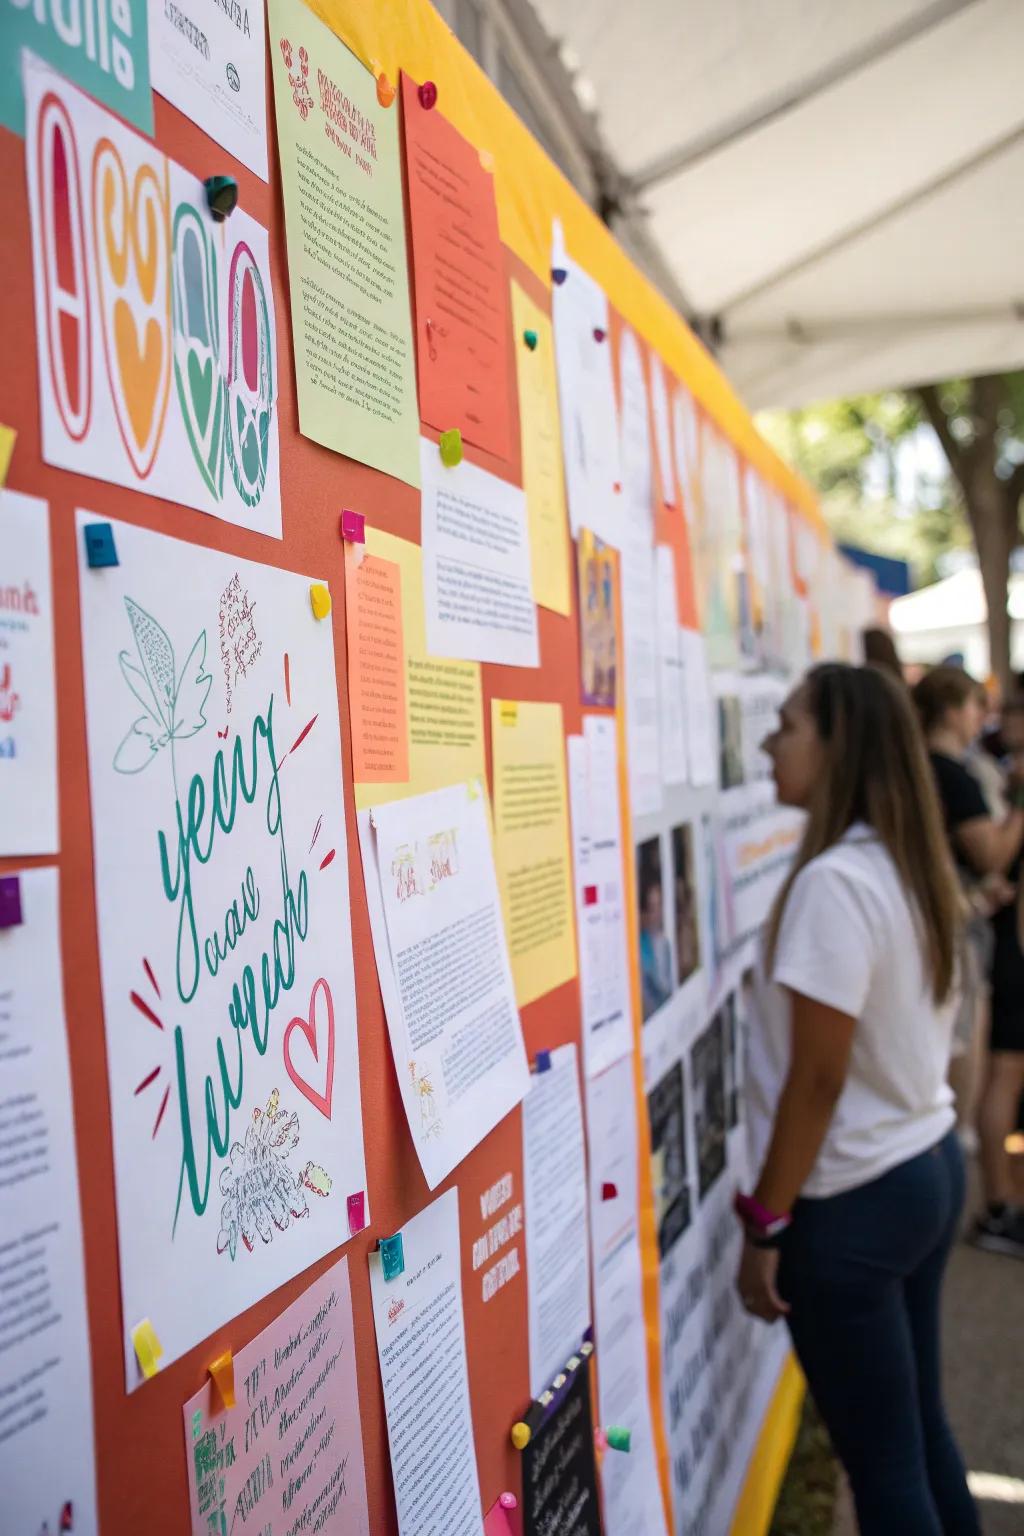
[0,424,16,485]
[491,699,577,1007]
[353,528,485,809]
[510,284,572,616]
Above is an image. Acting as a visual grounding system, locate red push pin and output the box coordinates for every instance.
[601,1181,618,1201]
[593,327,606,343]
[418,80,437,109]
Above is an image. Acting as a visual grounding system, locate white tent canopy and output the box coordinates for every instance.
[890,566,1024,676]
[528,0,1024,409]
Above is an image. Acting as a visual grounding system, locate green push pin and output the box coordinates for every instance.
[523,329,538,350]
[606,1426,631,1453]
[439,428,463,467]
[204,175,239,223]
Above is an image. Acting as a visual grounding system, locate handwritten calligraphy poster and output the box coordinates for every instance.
[521,1364,601,1536]
[0,490,58,854]
[183,1257,370,1535]
[77,513,366,1385]
[25,54,281,536]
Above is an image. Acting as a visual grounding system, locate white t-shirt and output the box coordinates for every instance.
[747,825,956,1199]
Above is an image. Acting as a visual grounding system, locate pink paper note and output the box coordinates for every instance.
[183,1257,370,1534]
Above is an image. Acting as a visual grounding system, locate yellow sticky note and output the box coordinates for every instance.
[309,582,332,620]
[131,1318,164,1379]
[509,284,571,616]
[353,528,484,810]
[491,699,577,1007]
[0,425,16,486]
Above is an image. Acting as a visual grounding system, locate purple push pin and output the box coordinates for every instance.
[0,875,23,928]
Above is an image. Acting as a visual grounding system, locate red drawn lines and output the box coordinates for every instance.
[288,714,318,756]
[134,1065,161,1095]
[142,957,161,998]
[319,849,336,871]
[309,814,323,852]
[284,652,291,706]
[130,990,164,1030]
[152,1085,171,1139]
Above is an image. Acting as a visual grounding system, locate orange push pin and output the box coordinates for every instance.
[376,71,396,107]
[208,1349,236,1410]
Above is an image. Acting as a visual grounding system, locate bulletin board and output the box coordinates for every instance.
[0,0,843,1531]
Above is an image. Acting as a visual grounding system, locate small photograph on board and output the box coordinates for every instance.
[718,695,744,790]
[647,1060,692,1257]
[671,822,700,987]
[637,835,672,1022]
[691,1010,727,1201]
[577,527,617,707]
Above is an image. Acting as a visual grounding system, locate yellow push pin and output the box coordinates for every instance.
[439,429,463,467]
[208,1349,236,1410]
[131,1318,164,1380]
[309,582,332,620]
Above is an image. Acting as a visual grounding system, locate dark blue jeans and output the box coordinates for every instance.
[779,1131,980,1535]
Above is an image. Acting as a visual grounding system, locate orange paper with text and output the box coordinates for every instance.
[345,545,410,783]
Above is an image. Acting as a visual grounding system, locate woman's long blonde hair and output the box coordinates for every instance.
[764,663,960,1002]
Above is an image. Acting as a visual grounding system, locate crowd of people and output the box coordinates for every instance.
[733,635,1024,1534]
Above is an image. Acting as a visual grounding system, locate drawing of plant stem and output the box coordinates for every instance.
[113,597,212,773]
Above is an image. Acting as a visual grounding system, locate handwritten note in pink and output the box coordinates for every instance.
[183,1257,370,1535]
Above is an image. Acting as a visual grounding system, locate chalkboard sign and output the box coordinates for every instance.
[522,1363,602,1536]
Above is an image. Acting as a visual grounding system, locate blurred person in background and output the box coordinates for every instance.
[739,663,979,1535]
[862,626,904,682]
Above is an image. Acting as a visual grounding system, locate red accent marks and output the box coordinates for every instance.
[308,814,323,852]
[584,884,599,906]
[134,1066,161,1095]
[217,725,229,739]
[288,714,318,756]
[601,1181,618,1200]
[39,93,91,442]
[284,652,291,706]
[152,1084,171,1138]
[142,957,161,998]
[130,990,164,1030]
[241,263,258,391]
[319,848,336,871]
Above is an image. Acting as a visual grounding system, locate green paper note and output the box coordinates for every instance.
[4,2,152,136]
[267,0,420,487]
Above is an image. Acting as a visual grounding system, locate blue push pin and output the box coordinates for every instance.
[84,522,119,569]
[380,1232,404,1282]
[204,175,238,223]
[551,267,568,285]
[535,1050,552,1074]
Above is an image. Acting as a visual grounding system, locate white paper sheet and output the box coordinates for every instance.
[620,532,662,818]
[618,328,653,526]
[679,629,718,788]
[550,222,623,548]
[566,718,634,1079]
[420,439,539,668]
[655,546,688,787]
[369,1187,484,1536]
[25,55,282,536]
[149,0,269,179]
[1,869,97,1536]
[77,513,366,1385]
[362,781,529,1188]
[522,1042,591,1397]
[586,1056,669,1536]
[650,358,675,505]
[0,490,58,855]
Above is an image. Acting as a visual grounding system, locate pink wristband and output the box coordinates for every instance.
[733,1189,791,1234]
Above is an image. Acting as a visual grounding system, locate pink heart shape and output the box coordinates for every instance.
[283,977,335,1119]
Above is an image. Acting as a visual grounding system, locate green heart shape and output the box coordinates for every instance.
[188,351,214,436]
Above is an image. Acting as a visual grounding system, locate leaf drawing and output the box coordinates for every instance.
[113,598,211,774]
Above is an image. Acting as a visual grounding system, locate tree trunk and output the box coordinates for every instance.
[972,490,1014,690]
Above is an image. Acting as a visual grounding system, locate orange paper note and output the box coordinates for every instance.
[401,73,513,459]
[345,546,410,783]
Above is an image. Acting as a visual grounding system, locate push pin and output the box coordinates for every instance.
[0,875,23,929]
[340,509,365,544]
[522,329,538,350]
[208,1349,235,1410]
[535,1049,552,1073]
[498,1493,517,1511]
[601,1181,618,1201]
[606,1426,631,1453]
[418,80,437,109]
[439,428,463,467]
[84,521,119,568]
[347,1190,367,1234]
[593,326,606,343]
[204,175,238,223]
[376,72,396,108]
[309,583,332,620]
[380,1231,404,1281]
[551,267,568,285]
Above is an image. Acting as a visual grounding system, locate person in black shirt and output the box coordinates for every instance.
[914,667,1024,1256]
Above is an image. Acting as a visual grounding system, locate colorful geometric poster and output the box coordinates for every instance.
[401,73,513,459]
[149,0,269,180]
[2,0,151,136]
[0,490,58,855]
[577,528,617,708]
[77,513,366,1386]
[183,1258,370,1535]
[268,0,420,486]
[24,55,281,536]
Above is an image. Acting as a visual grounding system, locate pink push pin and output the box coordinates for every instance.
[595,1427,608,1451]
[499,1493,517,1510]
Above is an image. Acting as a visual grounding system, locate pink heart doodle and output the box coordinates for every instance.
[283,977,335,1119]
